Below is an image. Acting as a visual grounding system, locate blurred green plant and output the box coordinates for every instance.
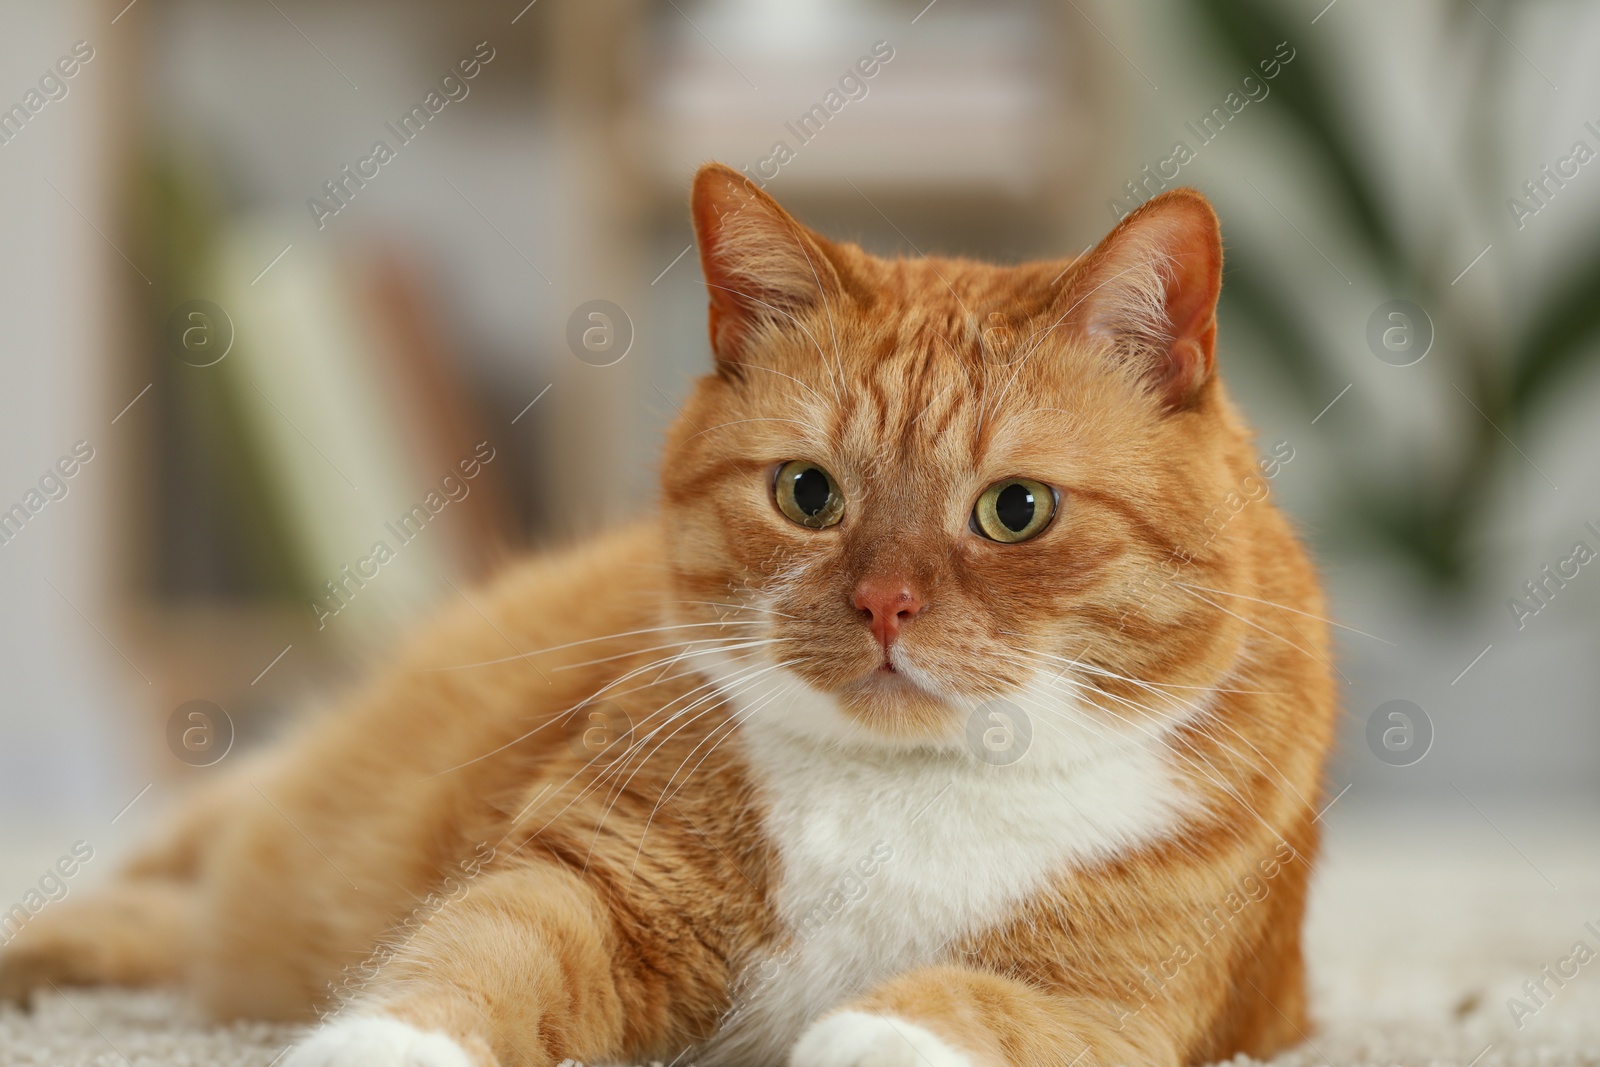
[139,143,315,601]
[1190,0,1600,591]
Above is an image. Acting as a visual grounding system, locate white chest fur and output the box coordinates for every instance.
[695,669,1197,1065]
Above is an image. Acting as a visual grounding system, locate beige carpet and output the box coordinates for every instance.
[4,800,1598,1066]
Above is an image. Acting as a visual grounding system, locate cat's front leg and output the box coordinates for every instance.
[788,965,1177,1067]
[282,859,654,1067]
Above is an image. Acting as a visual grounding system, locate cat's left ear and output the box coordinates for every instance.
[1061,189,1223,410]
[690,162,843,372]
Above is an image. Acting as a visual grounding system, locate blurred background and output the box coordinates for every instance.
[1,0,1597,968]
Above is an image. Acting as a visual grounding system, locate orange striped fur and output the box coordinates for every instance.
[0,164,1335,1067]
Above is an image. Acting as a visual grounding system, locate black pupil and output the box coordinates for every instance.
[792,468,831,516]
[995,483,1035,532]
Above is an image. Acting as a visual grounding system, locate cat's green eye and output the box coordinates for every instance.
[774,461,845,529]
[972,478,1055,543]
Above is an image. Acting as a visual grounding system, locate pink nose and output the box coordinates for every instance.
[852,577,925,651]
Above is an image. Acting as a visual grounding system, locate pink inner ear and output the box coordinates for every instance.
[1164,254,1222,409]
[689,162,834,366]
[1160,229,1222,406]
[1079,191,1223,410]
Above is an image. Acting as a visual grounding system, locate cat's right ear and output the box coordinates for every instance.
[690,163,841,371]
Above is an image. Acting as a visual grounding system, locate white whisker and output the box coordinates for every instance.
[1001,649,1313,831]
[1169,581,1392,645]
[553,637,785,673]
[425,640,773,778]
[1165,583,1323,663]
[665,600,798,620]
[419,619,763,672]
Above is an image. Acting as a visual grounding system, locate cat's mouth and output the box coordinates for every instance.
[828,652,959,738]
[732,621,963,728]
[874,646,911,678]
[857,649,939,695]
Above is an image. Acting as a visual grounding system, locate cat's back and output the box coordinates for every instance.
[290,518,675,783]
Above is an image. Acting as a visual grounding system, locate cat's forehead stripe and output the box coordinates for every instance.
[822,320,979,460]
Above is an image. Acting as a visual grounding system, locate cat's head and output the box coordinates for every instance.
[661,163,1254,753]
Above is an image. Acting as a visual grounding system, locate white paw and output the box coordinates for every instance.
[284,1016,478,1067]
[790,1010,973,1067]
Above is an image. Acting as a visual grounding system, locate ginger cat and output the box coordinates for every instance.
[0,164,1334,1067]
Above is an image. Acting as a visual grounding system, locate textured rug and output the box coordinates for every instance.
[3,801,1598,1066]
